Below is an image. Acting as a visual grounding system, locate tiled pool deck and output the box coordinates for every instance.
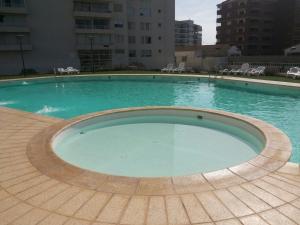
[0,106,300,225]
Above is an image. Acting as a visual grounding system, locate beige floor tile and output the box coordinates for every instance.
[146,196,168,225]
[56,189,95,216]
[97,194,130,224]
[0,203,32,225]
[215,219,242,225]
[214,189,253,217]
[252,179,298,202]
[0,189,10,200]
[0,166,36,182]
[165,195,190,225]
[75,192,112,220]
[228,186,271,213]
[136,178,175,195]
[291,198,300,208]
[277,204,300,224]
[7,175,50,194]
[11,208,49,225]
[120,196,148,225]
[260,209,297,225]
[0,171,41,188]
[196,192,234,221]
[241,183,285,207]
[271,173,300,187]
[17,179,59,200]
[229,163,269,180]
[173,174,213,193]
[0,196,19,212]
[239,215,269,225]
[64,218,91,225]
[27,182,69,206]
[262,176,300,196]
[41,186,81,211]
[204,169,245,189]
[181,194,211,224]
[37,214,68,225]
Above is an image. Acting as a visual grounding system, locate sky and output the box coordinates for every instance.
[175,0,223,45]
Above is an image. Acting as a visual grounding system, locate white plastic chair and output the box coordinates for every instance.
[287,67,300,79]
[161,63,174,73]
[57,68,67,75]
[172,62,186,73]
[66,67,80,74]
[231,63,250,75]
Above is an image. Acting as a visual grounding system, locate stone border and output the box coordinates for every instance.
[27,107,292,195]
[1,73,300,89]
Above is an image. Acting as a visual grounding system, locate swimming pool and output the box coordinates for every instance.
[52,108,265,177]
[1,75,300,162]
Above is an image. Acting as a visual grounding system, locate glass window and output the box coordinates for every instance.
[141,50,152,57]
[129,50,136,57]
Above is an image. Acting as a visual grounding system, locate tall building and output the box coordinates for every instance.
[216,0,300,56]
[175,20,202,47]
[0,0,175,75]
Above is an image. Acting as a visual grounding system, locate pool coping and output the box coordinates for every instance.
[27,107,292,195]
[1,73,300,90]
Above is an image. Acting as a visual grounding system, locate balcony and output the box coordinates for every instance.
[74,1,112,18]
[0,44,32,51]
[0,24,30,32]
[0,0,27,14]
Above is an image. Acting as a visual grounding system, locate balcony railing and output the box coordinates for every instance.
[0,0,25,8]
[74,2,111,13]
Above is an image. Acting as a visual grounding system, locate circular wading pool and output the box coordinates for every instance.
[52,108,266,177]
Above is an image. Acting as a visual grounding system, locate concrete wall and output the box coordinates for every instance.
[0,0,175,75]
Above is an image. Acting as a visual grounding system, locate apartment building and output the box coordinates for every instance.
[216,0,300,56]
[175,20,202,47]
[0,0,175,75]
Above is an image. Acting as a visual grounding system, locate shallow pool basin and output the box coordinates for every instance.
[52,107,266,177]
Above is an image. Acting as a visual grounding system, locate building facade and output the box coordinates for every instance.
[175,20,202,47]
[216,0,300,56]
[0,0,175,75]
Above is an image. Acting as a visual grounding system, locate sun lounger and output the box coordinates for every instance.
[287,67,300,79]
[161,63,174,73]
[172,62,186,73]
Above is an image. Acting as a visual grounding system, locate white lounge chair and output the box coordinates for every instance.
[287,67,300,79]
[57,68,68,75]
[172,62,186,73]
[231,63,250,75]
[219,68,229,75]
[248,66,266,76]
[66,67,80,74]
[161,63,174,73]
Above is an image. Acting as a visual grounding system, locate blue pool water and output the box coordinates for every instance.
[0,76,300,162]
[53,114,264,177]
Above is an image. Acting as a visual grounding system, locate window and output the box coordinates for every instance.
[141,50,152,57]
[158,9,162,13]
[129,50,136,57]
[0,15,4,23]
[158,36,162,40]
[140,22,151,31]
[128,22,136,30]
[114,20,124,28]
[128,36,136,44]
[141,36,152,44]
[158,49,162,53]
[158,23,162,28]
[115,49,125,54]
[113,4,123,12]
[127,7,135,16]
[114,34,124,43]
[140,8,151,16]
